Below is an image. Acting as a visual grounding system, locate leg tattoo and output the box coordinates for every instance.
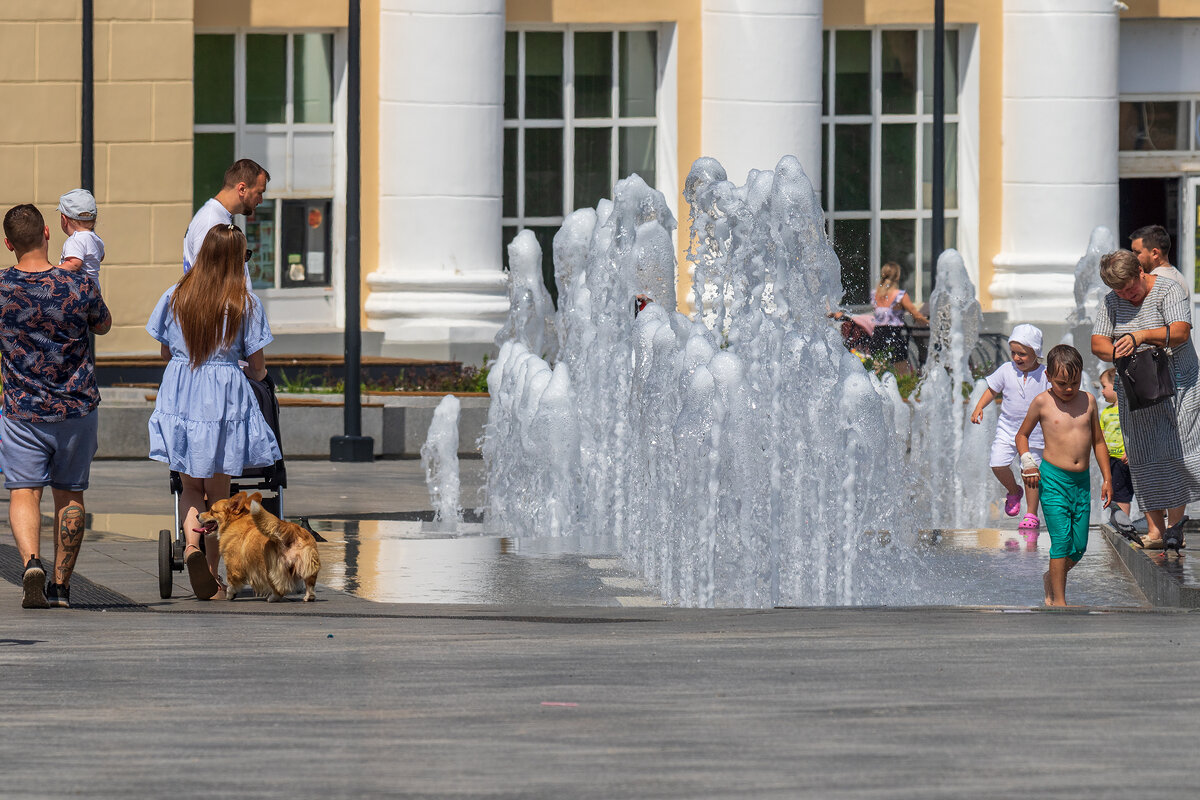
[56,505,85,585]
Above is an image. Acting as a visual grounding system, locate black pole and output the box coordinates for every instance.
[81,0,93,191]
[82,0,96,363]
[930,0,945,290]
[330,0,373,461]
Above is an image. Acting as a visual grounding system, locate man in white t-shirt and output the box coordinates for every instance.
[1130,224,1189,299]
[184,159,269,285]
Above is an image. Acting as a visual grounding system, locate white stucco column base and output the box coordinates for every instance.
[365,270,510,362]
[989,0,1119,325]
[369,0,509,364]
[701,0,823,189]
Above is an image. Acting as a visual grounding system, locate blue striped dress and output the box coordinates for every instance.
[1093,278,1200,510]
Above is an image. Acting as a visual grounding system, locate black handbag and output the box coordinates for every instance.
[1115,329,1175,411]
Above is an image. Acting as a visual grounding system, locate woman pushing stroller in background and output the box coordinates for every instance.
[146,223,281,600]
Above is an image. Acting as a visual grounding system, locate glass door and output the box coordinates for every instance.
[1186,175,1200,315]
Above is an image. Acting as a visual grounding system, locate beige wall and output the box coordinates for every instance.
[1123,0,1200,16]
[0,2,194,355]
[195,0,348,28]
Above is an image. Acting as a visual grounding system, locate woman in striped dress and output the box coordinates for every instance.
[1091,249,1200,548]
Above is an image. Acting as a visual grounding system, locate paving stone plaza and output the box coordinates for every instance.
[2,459,1198,798]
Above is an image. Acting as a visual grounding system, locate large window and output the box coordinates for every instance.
[194,32,338,291]
[821,28,959,305]
[503,28,659,300]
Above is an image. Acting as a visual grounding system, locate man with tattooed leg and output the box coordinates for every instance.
[0,204,111,608]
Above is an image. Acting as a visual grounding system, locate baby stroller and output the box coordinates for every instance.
[157,373,288,599]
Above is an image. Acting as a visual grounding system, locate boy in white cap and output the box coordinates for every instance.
[970,323,1050,535]
[57,188,105,286]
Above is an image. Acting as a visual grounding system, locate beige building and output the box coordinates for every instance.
[1,0,1199,359]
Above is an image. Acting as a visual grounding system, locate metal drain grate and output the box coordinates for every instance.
[0,543,147,610]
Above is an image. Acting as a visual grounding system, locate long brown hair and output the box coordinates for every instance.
[170,223,251,369]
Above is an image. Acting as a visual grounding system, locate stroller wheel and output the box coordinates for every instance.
[158,529,173,599]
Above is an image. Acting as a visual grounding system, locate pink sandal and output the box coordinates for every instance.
[1018,513,1040,534]
[1004,489,1023,517]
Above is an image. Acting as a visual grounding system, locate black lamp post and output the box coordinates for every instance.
[930,0,945,287]
[330,0,374,461]
[81,0,93,192]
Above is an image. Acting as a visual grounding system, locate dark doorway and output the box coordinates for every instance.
[1119,177,1180,254]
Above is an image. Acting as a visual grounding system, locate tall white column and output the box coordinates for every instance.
[701,0,823,189]
[368,0,509,362]
[989,0,1119,323]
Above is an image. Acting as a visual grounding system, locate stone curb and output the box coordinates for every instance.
[1099,523,1200,608]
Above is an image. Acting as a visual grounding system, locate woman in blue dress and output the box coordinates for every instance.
[146,223,280,599]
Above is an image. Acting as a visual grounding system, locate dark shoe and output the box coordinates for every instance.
[21,557,48,609]
[46,582,71,609]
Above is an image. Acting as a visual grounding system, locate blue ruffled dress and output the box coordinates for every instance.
[146,287,281,478]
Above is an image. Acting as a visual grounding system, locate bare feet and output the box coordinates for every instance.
[1043,571,1052,606]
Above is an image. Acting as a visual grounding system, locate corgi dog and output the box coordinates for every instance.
[249,498,321,602]
[198,491,293,602]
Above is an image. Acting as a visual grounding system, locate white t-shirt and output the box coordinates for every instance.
[60,230,104,284]
[183,198,252,289]
[985,361,1048,447]
[1152,265,1190,300]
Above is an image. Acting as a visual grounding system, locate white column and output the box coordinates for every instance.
[368,0,509,362]
[701,0,823,189]
[989,0,1119,324]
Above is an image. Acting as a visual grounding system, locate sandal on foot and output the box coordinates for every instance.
[1004,490,1023,517]
[1018,513,1040,532]
[1138,537,1165,550]
[184,546,220,600]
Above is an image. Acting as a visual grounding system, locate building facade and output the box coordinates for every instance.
[0,0,1197,360]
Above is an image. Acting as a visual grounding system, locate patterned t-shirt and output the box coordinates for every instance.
[0,266,109,421]
[1100,402,1124,459]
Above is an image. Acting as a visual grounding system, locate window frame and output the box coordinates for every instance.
[503,23,666,262]
[821,26,963,305]
[193,28,345,298]
[1118,94,1199,154]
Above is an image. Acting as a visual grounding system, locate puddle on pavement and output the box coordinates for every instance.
[305,519,659,606]
[923,528,1147,607]
[84,514,1151,607]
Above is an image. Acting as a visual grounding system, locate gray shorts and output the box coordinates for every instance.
[1,412,99,491]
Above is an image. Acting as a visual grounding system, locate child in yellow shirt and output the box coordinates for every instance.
[1098,368,1132,517]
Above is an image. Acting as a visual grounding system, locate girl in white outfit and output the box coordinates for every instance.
[970,324,1049,534]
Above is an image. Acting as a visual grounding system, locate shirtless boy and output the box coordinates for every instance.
[1015,344,1112,607]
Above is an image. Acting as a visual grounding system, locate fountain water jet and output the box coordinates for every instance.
[421,394,463,526]
[483,158,1014,607]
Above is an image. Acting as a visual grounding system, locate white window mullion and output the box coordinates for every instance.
[826,31,836,233]
[869,29,881,294]
[610,29,620,191]
[273,198,282,289]
[235,31,246,155]
[914,27,925,300]
[516,31,526,223]
[285,34,295,199]
[564,29,575,216]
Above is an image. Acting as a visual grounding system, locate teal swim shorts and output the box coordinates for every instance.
[1039,459,1090,562]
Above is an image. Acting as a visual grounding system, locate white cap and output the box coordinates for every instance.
[1009,323,1044,358]
[57,188,97,221]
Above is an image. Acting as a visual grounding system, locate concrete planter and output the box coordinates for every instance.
[97,388,489,459]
